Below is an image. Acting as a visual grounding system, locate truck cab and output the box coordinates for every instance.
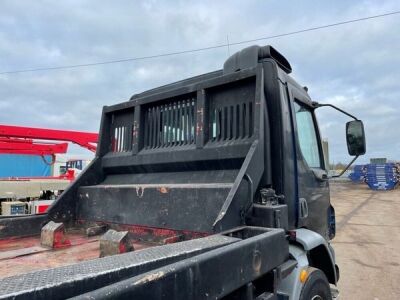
[0,45,365,299]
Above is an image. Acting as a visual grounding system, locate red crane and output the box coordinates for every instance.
[0,124,99,181]
[0,137,68,156]
[0,124,98,153]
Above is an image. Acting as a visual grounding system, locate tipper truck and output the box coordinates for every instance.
[0,45,366,299]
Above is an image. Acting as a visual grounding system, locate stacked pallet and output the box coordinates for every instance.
[364,163,400,190]
[348,164,366,183]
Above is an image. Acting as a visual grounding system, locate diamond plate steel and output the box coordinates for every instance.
[0,234,239,300]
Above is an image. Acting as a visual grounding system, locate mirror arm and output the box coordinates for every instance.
[312,102,358,120]
[331,155,359,178]
[313,101,364,177]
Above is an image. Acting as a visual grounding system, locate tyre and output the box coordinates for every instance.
[299,267,332,300]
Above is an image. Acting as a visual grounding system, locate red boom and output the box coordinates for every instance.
[0,138,68,156]
[0,124,98,153]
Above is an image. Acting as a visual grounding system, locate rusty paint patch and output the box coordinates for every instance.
[163,234,183,244]
[158,186,169,194]
[134,271,165,285]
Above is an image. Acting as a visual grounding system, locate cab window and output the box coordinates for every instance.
[294,101,322,168]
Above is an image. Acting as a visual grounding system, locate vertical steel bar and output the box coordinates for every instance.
[183,100,187,144]
[188,100,193,143]
[144,110,148,149]
[160,105,164,147]
[172,102,176,145]
[133,106,142,153]
[196,90,206,148]
[233,104,238,139]
[178,101,182,145]
[148,108,153,148]
[168,103,173,146]
[191,99,196,143]
[221,107,226,140]
[249,102,253,137]
[239,104,243,138]
[123,126,127,151]
[156,106,160,148]
[227,106,232,140]
[244,103,249,137]
[152,107,156,148]
[216,108,220,141]
[113,127,117,152]
[187,99,191,143]
[117,127,121,152]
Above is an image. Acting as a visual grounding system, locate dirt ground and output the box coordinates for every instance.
[330,181,400,299]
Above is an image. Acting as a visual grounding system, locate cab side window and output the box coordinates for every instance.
[294,101,322,168]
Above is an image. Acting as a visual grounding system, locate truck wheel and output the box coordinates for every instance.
[299,268,332,300]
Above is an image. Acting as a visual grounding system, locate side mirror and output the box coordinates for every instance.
[313,102,366,177]
[346,120,366,156]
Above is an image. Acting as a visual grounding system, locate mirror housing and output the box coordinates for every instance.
[313,102,366,177]
[346,120,366,156]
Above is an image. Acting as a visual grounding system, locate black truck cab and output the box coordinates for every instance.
[0,45,366,299]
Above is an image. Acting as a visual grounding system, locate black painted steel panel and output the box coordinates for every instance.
[71,227,288,300]
[77,183,234,232]
[0,214,48,239]
[0,234,239,300]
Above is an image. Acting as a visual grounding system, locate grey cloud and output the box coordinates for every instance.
[0,0,399,162]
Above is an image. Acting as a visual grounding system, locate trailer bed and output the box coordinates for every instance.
[0,231,155,279]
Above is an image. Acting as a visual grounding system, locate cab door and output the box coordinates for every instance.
[288,86,331,239]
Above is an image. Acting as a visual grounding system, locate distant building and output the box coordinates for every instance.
[0,154,51,177]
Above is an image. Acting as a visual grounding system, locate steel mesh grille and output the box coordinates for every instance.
[110,109,135,153]
[144,97,196,149]
[210,101,253,142]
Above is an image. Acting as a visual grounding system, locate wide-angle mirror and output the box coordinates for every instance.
[346,120,366,156]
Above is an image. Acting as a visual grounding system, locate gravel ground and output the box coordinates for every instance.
[330,181,400,299]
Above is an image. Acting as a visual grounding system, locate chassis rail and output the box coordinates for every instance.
[72,227,288,300]
[0,227,288,300]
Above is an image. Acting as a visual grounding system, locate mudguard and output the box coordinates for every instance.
[295,228,338,284]
[278,229,338,299]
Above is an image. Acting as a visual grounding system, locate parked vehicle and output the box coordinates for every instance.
[0,45,366,300]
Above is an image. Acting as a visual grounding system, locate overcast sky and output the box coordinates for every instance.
[0,1,399,163]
